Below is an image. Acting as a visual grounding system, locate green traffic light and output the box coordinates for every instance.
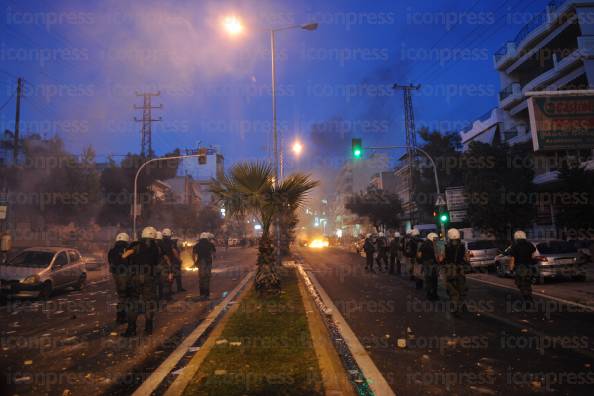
[440,214,448,223]
[354,149,361,158]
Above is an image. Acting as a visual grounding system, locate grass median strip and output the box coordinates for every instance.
[182,267,324,395]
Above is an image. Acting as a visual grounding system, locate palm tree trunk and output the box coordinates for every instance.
[255,232,281,293]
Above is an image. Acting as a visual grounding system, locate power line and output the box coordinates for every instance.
[0,92,15,112]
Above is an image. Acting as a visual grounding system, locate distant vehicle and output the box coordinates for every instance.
[0,247,87,299]
[495,240,587,282]
[82,253,105,271]
[463,240,503,270]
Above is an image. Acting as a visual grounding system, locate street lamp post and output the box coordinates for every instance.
[268,23,318,266]
[132,154,202,239]
[223,18,318,265]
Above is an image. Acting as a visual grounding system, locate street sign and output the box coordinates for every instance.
[434,195,446,206]
[528,94,594,151]
[449,210,466,223]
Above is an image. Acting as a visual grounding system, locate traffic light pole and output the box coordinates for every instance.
[365,145,446,237]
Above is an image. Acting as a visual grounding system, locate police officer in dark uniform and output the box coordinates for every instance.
[108,232,130,324]
[510,230,536,303]
[121,226,160,336]
[375,232,388,272]
[154,231,171,301]
[193,232,216,300]
[407,229,420,281]
[420,233,439,300]
[163,228,185,293]
[389,232,401,275]
[443,228,467,316]
[362,234,375,272]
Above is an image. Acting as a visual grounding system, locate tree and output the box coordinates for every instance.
[412,128,464,221]
[96,150,181,226]
[463,141,536,239]
[210,162,318,292]
[196,205,224,234]
[345,188,403,230]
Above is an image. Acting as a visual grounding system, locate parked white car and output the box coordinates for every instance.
[0,247,87,299]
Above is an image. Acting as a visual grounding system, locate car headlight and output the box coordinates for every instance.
[21,275,40,285]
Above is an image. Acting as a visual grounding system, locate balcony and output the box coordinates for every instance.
[494,0,575,68]
[499,82,523,108]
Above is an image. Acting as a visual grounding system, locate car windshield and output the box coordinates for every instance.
[7,251,54,268]
[536,241,577,254]
[467,240,497,250]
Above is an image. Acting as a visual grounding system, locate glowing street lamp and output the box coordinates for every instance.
[223,16,243,36]
[292,140,303,156]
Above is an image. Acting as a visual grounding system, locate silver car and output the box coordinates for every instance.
[463,240,501,270]
[0,247,87,299]
[495,240,587,282]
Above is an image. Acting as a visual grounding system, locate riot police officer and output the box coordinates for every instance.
[163,228,185,293]
[193,232,216,300]
[362,234,375,272]
[122,226,160,336]
[154,231,171,301]
[407,228,421,282]
[443,228,467,316]
[510,230,536,303]
[375,232,388,272]
[420,233,439,300]
[389,232,401,275]
[108,232,130,324]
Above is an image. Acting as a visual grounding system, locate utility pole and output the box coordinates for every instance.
[393,83,420,226]
[134,91,162,158]
[13,77,23,164]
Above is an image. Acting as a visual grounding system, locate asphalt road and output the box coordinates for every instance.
[0,247,256,396]
[298,247,594,396]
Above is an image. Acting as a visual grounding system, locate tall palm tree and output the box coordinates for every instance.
[210,162,318,292]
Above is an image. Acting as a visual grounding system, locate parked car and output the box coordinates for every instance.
[495,240,587,282]
[0,247,87,299]
[463,240,503,270]
[82,252,105,271]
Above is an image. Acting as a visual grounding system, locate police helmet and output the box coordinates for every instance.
[141,226,157,239]
[162,228,172,237]
[116,232,129,242]
[410,228,420,237]
[427,232,438,241]
[447,228,461,240]
[156,231,163,240]
[513,230,527,240]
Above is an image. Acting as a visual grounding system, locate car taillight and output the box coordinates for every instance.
[468,251,474,258]
[534,256,548,263]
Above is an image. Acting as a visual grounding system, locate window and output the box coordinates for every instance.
[68,251,80,264]
[54,252,68,268]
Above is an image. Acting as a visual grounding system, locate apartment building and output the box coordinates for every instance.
[460,0,594,232]
[462,0,594,168]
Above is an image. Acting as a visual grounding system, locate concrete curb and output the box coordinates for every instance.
[295,266,356,396]
[131,270,254,396]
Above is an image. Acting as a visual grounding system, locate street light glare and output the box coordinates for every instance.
[223,16,243,35]
[292,141,303,155]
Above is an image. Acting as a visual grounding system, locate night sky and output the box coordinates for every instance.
[0,0,550,174]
